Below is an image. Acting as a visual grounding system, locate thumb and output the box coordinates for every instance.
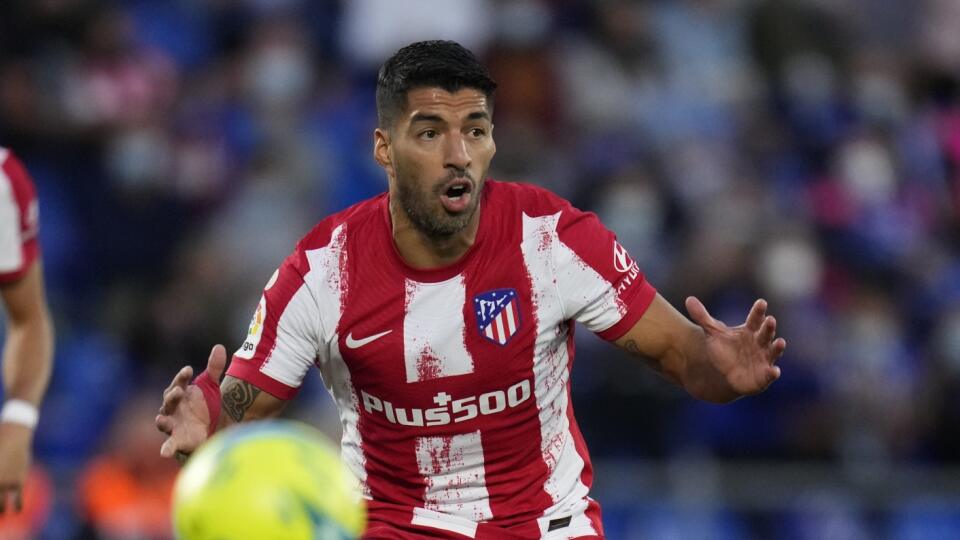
[685,296,720,332]
[206,344,228,381]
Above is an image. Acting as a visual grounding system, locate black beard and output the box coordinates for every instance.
[395,166,480,239]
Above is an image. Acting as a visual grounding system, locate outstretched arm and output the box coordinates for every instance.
[614,293,786,403]
[0,262,54,513]
[155,345,287,460]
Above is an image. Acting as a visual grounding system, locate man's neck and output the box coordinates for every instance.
[389,198,481,269]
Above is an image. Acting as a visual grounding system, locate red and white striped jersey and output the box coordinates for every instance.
[227,180,656,539]
[0,148,40,283]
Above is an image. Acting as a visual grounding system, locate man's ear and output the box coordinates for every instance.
[374,128,392,172]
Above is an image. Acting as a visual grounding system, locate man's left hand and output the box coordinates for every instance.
[686,296,787,396]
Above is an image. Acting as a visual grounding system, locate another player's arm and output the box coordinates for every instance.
[0,261,53,413]
[614,293,785,404]
[0,262,54,512]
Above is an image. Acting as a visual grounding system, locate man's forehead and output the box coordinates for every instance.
[404,87,490,118]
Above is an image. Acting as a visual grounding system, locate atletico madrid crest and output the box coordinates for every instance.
[474,288,521,345]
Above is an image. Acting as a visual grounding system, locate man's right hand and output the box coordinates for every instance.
[155,345,227,459]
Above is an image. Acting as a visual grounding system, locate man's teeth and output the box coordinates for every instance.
[445,186,467,199]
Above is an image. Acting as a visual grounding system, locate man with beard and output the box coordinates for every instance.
[156,40,785,539]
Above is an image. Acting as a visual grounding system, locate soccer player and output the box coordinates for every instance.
[0,149,54,515]
[156,41,785,539]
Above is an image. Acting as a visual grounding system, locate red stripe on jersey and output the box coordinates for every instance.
[565,327,604,537]
[459,247,554,525]
[338,225,428,518]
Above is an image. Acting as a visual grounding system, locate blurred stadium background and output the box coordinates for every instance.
[0,0,959,538]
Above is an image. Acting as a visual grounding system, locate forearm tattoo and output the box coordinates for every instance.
[623,339,663,373]
[221,379,261,422]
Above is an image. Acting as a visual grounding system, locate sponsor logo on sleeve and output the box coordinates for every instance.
[613,241,641,293]
[613,241,635,273]
[235,295,266,359]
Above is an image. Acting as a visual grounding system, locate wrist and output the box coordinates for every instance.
[193,370,222,436]
[1,399,39,429]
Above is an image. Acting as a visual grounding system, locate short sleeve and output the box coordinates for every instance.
[0,150,39,283]
[553,203,656,341]
[225,251,321,400]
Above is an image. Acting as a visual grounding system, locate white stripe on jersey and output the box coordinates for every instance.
[520,211,597,534]
[411,508,478,538]
[0,152,24,273]
[257,224,348,387]
[415,430,492,522]
[302,224,369,495]
[403,276,475,382]
[321,340,370,498]
[258,284,319,387]
[551,222,627,335]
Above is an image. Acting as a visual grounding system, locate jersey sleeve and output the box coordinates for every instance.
[0,149,39,283]
[553,202,656,341]
[225,249,321,400]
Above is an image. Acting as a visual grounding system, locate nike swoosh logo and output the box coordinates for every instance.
[345,330,392,349]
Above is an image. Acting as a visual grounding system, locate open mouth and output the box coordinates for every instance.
[439,179,474,213]
[445,183,470,200]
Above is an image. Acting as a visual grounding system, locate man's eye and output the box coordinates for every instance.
[470,128,486,138]
[419,130,438,140]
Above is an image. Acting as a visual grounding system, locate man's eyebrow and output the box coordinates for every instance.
[410,113,446,124]
[466,111,490,121]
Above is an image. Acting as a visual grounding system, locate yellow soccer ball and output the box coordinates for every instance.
[172,420,366,540]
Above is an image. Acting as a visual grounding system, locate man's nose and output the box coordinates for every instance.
[444,133,471,171]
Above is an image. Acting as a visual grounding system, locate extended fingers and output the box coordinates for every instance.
[160,367,193,410]
[160,435,179,458]
[745,299,767,332]
[159,385,186,415]
[758,315,777,344]
[767,364,781,382]
[155,414,175,435]
[685,296,722,331]
[165,366,193,394]
[770,337,787,362]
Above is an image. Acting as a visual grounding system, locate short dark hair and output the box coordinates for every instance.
[376,40,497,129]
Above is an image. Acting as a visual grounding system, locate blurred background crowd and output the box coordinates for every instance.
[0,0,958,538]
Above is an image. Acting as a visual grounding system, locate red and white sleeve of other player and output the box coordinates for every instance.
[0,148,40,283]
[226,181,656,539]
